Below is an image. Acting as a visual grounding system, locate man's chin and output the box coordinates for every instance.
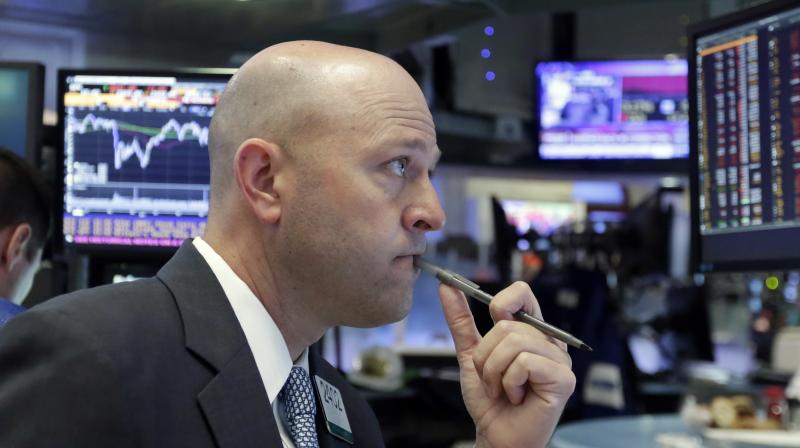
[347,297,413,328]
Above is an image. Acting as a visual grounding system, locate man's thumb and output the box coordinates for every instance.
[439,284,482,357]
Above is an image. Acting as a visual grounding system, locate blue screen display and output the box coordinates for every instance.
[0,68,30,158]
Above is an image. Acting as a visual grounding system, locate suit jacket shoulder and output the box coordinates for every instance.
[0,281,156,448]
[0,243,279,448]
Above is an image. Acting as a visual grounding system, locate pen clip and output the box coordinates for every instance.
[450,272,481,290]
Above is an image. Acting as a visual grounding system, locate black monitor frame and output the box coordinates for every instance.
[532,58,690,174]
[688,0,800,272]
[0,61,44,166]
[55,67,235,257]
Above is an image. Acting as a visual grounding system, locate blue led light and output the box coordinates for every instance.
[485,71,496,81]
[593,222,607,234]
[480,48,491,59]
[484,26,494,36]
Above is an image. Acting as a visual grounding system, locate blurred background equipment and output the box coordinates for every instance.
[0,62,44,166]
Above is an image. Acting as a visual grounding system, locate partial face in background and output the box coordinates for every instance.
[0,223,42,305]
[276,61,445,328]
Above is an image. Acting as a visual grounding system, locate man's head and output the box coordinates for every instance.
[205,41,445,330]
[0,148,51,305]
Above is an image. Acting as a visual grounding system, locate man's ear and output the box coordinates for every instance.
[233,138,284,224]
[1,223,32,271]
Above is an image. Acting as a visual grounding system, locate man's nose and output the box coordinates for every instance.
[403,180,445,232]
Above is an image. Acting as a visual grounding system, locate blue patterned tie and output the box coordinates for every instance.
[279,367,319,448]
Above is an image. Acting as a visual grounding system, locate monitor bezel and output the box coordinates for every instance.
[0,61,44,167]
[532,57,691,174]
[55,67,235,257]
[687,0,800,272]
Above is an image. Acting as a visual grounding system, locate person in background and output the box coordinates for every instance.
[0,147,51,327]
[0,42,574,447]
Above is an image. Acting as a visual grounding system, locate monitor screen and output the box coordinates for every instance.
[536,59,689,160]
[690,0,800,271]
[0,63,43,164]
[59,70,233,249]
[499,199,586,237]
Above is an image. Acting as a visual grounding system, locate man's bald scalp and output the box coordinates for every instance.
[207,40,411,207]
[208,47,306,205]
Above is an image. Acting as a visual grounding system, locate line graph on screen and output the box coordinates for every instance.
[68,113,209,170]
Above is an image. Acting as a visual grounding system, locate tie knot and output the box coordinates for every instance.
[279,366,318,448]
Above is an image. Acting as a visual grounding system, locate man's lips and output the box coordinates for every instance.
[397,247,426,259]
[394,254,422,271]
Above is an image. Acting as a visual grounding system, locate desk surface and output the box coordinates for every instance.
[550,414,686,448]
[550,414,800,448]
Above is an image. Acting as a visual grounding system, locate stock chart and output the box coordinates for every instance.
[62,73,229,248]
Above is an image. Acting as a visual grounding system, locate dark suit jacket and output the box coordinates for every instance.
[0,242,384,447]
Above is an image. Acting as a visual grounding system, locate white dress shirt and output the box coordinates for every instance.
[193,237,309,448]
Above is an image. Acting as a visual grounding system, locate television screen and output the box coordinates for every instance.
[0,62,43,164]
[499,199,586,237]
[536,59,689,160]
[59,70,233,249]
[689,0,800,271]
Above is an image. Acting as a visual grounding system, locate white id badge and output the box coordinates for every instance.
[313,375,354,444]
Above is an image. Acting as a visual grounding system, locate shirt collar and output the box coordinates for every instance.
[192,237,308,403]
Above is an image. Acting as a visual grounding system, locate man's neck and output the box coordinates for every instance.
[201,234,325,360]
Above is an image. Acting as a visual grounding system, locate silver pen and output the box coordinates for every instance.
[414,257,593,352]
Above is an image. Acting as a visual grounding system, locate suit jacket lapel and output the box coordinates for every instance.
[197,346,283,448]
[158,241,282,448]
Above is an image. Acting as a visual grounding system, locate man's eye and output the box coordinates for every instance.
[388,158,408,177]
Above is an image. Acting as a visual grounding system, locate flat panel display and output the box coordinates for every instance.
[689,0,800,271]
[59,70,233,250]
[0,62,44,164]
[536,59,689,161]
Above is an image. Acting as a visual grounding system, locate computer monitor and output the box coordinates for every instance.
[499,199,586,238]
[0,62,44,165]
[535,59,689,171]
[689,0,800,272]
[58,69,234,252]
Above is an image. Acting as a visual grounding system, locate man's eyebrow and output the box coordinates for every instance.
[377,133,441,168]
[408,142,441,173]
[401,136,441,161]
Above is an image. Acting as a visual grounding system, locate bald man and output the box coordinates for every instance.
[0,41,574,448]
